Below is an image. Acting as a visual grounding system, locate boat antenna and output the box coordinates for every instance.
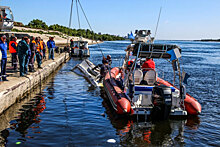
[77,0,104,57]
[154,6,162,40]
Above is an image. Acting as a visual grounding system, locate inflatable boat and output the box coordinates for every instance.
[103,34,201,119]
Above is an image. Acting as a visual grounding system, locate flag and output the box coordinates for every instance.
[128,31,135,40]
[182,71,190,85]
[167,48,181,61]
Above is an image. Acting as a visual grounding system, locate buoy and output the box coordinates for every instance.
[107,139,116,143]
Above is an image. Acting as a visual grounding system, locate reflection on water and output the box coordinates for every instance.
[0,41,219,146]
[100,88,201,146]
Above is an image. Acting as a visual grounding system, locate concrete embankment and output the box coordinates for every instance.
[0,52,70,115]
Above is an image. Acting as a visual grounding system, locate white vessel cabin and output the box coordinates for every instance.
[71,41,90,57]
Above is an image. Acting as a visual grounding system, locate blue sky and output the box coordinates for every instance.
[1,0,220,40]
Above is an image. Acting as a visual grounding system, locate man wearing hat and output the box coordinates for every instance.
[0,35,8,81]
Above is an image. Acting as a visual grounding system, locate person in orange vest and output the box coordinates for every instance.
[35,37,43,68]
[9,36,18,70]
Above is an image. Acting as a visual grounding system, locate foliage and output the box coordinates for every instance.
[24,19,124,41]
[27,19,49,30]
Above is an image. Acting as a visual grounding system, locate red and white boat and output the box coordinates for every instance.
[103,30,201,119]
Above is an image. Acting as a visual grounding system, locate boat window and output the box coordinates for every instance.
[0,9,12,21]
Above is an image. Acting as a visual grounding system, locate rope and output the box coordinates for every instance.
[76,0,81,29]
[154,6,162,39]
[67,0,74,46]
[78,0,104,57]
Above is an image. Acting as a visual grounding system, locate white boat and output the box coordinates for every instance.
[71,41,90,57]
[72,59,101,87]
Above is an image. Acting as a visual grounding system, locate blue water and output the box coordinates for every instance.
[0,40,219,146]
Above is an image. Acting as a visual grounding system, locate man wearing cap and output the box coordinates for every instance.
[0,35,8,81]
[47,37,55,60]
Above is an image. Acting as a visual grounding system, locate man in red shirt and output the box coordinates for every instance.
[142,58,155,71]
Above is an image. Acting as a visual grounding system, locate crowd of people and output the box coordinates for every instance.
[0,35,56,81]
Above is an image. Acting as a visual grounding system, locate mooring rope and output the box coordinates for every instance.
[77,0,104,57]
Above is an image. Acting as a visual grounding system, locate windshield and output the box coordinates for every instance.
[0,8,13,21]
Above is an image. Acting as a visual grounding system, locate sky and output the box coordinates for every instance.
[1,0,220,40]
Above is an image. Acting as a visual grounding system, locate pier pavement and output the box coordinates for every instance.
[0,50,70,115]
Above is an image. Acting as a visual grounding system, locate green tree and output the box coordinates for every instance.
[28,19,48,30]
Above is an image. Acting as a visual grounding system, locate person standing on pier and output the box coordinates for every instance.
[29,36,36,72]
[47,37,55,60]
[35,37,43,68]
[41,39,46,59]
[9,36,18,70]
[17,37,31,76]
[0,35,8,81]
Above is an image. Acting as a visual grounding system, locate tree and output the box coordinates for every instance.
[28,19,48,30]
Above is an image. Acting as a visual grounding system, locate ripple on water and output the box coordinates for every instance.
[0,41,219,146]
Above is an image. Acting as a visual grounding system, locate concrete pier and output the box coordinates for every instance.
[0,52,70,115]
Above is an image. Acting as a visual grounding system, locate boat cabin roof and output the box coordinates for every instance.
[132,43,181,59]
[0,6,11,10]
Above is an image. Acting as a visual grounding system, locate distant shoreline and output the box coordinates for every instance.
[194,39,220,42]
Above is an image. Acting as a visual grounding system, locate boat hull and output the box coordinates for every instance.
[103,67,131,115]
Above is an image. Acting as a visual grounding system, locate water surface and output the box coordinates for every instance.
[0,40,219,146]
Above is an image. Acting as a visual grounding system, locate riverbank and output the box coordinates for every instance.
[9,26,102,45]
[0,51,70,115]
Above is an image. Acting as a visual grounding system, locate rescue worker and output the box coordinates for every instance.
[106,55,112,66]
[0,35,8,81]
[141,58,155,71]
[29,36,36,72]
[100,59,109,82]
[17,37,30,76]
[47,37,55,60]
[35,37,43,68]
[9,36,18,70]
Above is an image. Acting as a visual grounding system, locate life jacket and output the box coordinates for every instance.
[36,42,42,52]
[40,41,44,50]
[73,47,79,49]
[32,40,36,44]
[9,41,18,53]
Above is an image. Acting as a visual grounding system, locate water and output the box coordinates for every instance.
[0,40,219,146]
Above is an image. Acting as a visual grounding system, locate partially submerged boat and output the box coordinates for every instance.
[103,30,201,120]
[72,59,101,87]
[71,41,90,57]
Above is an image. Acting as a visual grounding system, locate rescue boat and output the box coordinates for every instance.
[103,30,201,119]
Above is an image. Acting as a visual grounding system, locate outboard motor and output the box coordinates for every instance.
[151,85,172,120]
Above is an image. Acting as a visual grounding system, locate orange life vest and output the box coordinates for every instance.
[40,41,44,49]
[9,41,18,53]
[36,42,42,52]
[32,40,36,44]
